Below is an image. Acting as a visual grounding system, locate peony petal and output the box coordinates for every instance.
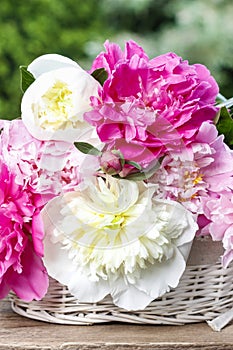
[32,210,45,257]
[67,273,109,303]
[135,247,186,298]
[0,270,11,299]
[28,54,81,78]
[38,153,70,172]
[109,248,187,311]
[9,242,49,301]
[42,208,110,302]
[110,277,153,311]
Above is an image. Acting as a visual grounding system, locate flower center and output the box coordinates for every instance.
[152,158,206,204]
[36,81,75,131]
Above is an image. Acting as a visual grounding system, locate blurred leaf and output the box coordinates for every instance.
[74,141,102,156]
[216,107,233,147]
[19,66,35,93]
[91,68,108,86]
[124,160,161,181]
[125,160,142,170]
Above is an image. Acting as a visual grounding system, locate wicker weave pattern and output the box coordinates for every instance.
[10,261,233,325]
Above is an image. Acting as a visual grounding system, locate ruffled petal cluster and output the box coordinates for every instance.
[150,122,233,264]
[85,40,219,167]
[0,119,82,199]
[202,193,233,267]
[0,118,84,300]
[199,193,233,267]
[42,176,197,310]
[151,122,233,209]
[0,160,49,300]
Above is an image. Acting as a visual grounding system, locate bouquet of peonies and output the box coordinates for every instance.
[1,40,233,312]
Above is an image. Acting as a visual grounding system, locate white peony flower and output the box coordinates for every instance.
[42,176,198,310]
[21,54,100,142]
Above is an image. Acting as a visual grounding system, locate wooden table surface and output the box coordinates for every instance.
[0,298,233,350]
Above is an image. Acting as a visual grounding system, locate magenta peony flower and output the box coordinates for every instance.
[0,160,49,300]
[85,40,219,167]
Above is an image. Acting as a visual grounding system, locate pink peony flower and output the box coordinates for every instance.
[0,119,82,200]
[0,160,49,300]
[85,40,219,167]
[202,193,233,267]
[0,119,86,300]
[150,122,233,219]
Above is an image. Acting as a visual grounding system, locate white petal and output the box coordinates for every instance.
[28,54,81,78]
[41,195,65,231]
[38,153,68,172]
[135,247,186,298]
[171,202,198,247]
[67,273,109,303]
[42,202,110,302]
[110,277,153,311]
[154,198,198,247]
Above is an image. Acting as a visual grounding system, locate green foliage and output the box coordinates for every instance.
[19,66,35,93]
[74,142,102,156]
[91,68,108,86]
[124,159,161,181]
[0,0,110,119]
[125,160,142,171]
[216,107,233,147]
[100,0,175,34]
[149,0,233,98]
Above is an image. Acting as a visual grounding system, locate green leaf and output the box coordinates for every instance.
[125,160,142,170]
[216,107,233,146]
[19,66,35,93]
[123,172,149,181]
[125,160,161,181]
[91,68,108,86]
[112,149,125,167]
[74,142,102,156]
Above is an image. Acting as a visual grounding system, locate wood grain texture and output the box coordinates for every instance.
[0,299,233,350]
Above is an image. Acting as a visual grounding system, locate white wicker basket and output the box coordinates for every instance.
[10,237,233,329]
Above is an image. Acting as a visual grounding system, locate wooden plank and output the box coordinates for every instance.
[0,299,232,350]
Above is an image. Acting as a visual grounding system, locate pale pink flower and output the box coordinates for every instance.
[0,119,81,200]
[85,40,219,167]
[202,193,233,267]
[0,160,49,300]
[150,122,233,220]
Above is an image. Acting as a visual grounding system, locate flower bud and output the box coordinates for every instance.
[100,150,123,175]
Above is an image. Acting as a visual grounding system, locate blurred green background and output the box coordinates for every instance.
[1,0,233,119]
